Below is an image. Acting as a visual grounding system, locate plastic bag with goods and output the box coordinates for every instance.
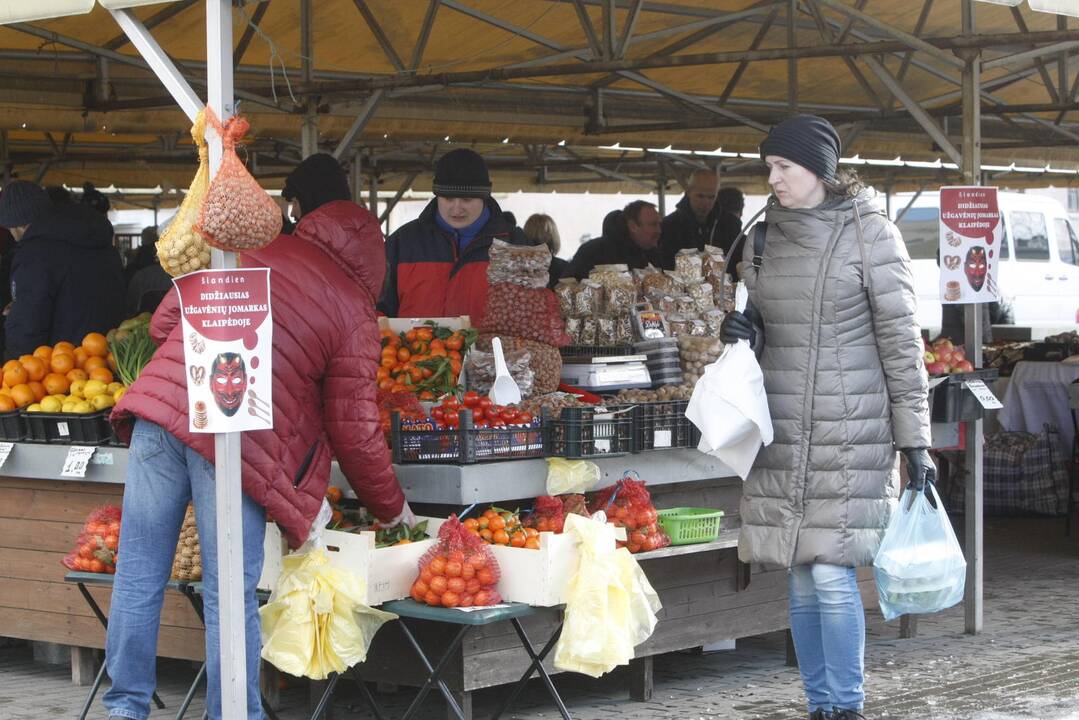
[196,108,283,251]
[603,273,637,317]
[554,278,579,318]
[487,239,551,288]
[637,265,675,297]
[574,280,604,317]
[874,482,966,621]
[674,249,704,285]
[546,457,602,495]
[62,505,121,574]
[464,347,534,398]
[171,504,201,581]
[259,548,397,679]
[411,515,502,607]
[477,334,562,395]
[157,109,212,277]
[480,283,572,347]
[553,513,662,678]
[526,495,567,533]
[588,476,670,553]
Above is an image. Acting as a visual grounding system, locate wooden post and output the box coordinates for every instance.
[900,614,919,639]
[70,646,96,687]
[629,655,654,701]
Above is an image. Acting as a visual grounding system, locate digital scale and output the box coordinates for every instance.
[559,353,652,391]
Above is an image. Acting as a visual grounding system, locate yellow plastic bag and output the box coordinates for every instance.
[259,548,396,680]
[553,513,662,678]
[545,457,601,496]
[157,109,212,277]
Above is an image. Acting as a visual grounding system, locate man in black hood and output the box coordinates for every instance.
[563,200,664,279]
[0,180,124,358]
[659,169,728,266]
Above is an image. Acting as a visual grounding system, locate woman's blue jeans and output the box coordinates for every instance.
[788,563,866,713]
[103,418,267,720]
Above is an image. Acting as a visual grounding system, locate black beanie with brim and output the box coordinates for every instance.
[759,114,842,183]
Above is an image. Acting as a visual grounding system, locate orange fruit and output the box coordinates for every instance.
[10,384,34,408]
[53,341,75,354]
[20,357,45,382]
[83,356,107,373]
[50,352,74,374]
[82,333,108,358]
[33,346,52,363]
[88,367,113,384]
[492,529,509,545]
[2,359,20,375]
[0,395,14,412]
[66,368,88,383]
[17,355,34,365]
[73,347,89,368]
[3,365,28,388]
[43,373,69,395]
[106,352,117,372]
[27,381,46,402]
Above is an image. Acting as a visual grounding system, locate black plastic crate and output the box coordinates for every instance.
[929,368,1000,423]
[0,410,25,441]
[633,400,700,452]
[542,404,635,458]
[390,410,543,464]
[22,410,115,445]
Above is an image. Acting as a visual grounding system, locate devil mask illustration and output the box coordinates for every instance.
[209,352,247,417]
[964,246,987,292]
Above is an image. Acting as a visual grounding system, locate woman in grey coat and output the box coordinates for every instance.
[720,115,936,720]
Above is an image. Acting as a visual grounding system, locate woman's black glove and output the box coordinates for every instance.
[901,447,936,491]
[720,310,757,345]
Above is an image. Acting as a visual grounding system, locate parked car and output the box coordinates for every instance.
[894,191,1079,335]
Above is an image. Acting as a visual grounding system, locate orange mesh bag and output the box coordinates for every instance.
[589,476,670,554]
[62,505,121,574]
[411,516,502,608]
[525,495,565,534]
[196,108,282,251]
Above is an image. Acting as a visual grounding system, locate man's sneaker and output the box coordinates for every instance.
[832,710,866,720]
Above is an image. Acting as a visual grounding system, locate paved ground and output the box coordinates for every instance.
[2,515,1078,720]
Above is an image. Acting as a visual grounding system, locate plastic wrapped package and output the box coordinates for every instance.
[579,318,597,345]
[604,274,637,317]
[554,278,579,318]
[655,294,678,317]
[545,457,602,495]
[674,250,704,284]
[615,315,634,345]
[675,295,697,318]
[690,283,715,314]
[62,505,121,574]
[702,246,727,281]
[465,347,535,398]
[196,109,283,251]
[259,548,397,679]
[689,320,707,337]
[563,317,582,344]
[411,516,502,608]
[596,317,617,346]
[487,240,551,288]
[638,266,675,297]
[667,315,689,338]
[704,309,726,337]
[477,334,562,395]
[157,110,212,277]
[588,264,629,291]
[480,283,572,347]
[575,280,604,318]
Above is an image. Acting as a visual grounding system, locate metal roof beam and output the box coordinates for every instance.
[889,0,934,107]
[616,0,645,59]
[102,0,198,52]
[1007,5,1060,104]
[815,0,963,70]
[983,40,1079,71]
[410,0,440,71]
[332,88,384,160]
[804,0,884,110]
[719,5,779,105]
[352,0,405,73]
[234,0,271,70]
[571,0,602,59]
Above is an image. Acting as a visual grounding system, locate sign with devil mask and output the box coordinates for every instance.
[939,186,1001,304]
[173,268,273,433]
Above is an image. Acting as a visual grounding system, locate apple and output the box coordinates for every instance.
[934,348,954,367]
[932,338,955,354]
[951,347,967,362]
[954,359,974,373]
[924,351,936,364]
[926,361,947,376]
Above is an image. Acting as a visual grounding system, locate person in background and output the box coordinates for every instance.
[123,227,159,286]
[563,200,664,279]
[659,168,721,266]
[0,180,124,359]
[377,148,528,325]
[715,186,746,255]
[45,185,74,206]
[81,181,111,216]
[104,152,412,720]
[125,230,172,315]
[522,213,568,288]
[0,225,12,353]
[720,115,932,720]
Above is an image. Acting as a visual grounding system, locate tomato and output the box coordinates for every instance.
[462,391,480,407]
[424,591,441,606]
[461,563,476,581]
[477,397,493,411]
[459,594,474,608]
[442,396,460,411]
[429,557,447,575]
[501,408,519,424]
[411,585,426,602]
[471,407,485,422]
[473,590,491,606]
[445,335,464,351]
[412,579,429,597]
[516,411,533,425]
[629,531,646,547]
[476,568,495,586]
[489,419,506,428]
[444,413,460,428]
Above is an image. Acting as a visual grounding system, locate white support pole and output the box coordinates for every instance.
[109,9,202,123]
[206,1,248,717]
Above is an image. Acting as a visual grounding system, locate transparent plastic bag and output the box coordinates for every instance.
[465,347,534,397]
[487,239,551,288]
[411,516,502,608]
[157,110,212,277]
[196,108,282,251]
[545,457,602,495]
[62,505,121,574]
[481,283,572,347]
[874,482,966,621]
[554,278,578,318]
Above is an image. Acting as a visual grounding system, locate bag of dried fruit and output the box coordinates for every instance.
[196,108,282,251]
[411,516,502,608]
[157,110,212,276]
[62,505,121,574]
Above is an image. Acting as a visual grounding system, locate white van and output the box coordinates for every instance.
[893,191,1079,335]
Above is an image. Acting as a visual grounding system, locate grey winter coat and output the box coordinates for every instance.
[736,192,931,569]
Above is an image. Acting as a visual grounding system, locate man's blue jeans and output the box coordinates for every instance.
[103,418,267,720]
[788,563,866,713]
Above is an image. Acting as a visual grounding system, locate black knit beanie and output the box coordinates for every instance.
[282,153,351,216]
[759,114,841,182]
[0,180,50,228]
[432,149,491,198]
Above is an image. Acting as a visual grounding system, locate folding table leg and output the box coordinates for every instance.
[77,661,108,720]
[490,619,570,720]
[346,668,389,720]
[308,673,341,720]
[175,662,206,720]
[398,621,471,720]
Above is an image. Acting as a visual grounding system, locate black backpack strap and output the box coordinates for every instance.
[751,222,767,269]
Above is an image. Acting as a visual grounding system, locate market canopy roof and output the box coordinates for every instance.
[2,0,1079,197]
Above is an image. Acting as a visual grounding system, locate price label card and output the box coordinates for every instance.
[653,430,672,449]
[964,379,1003,409]
[0,442,13,469]
[594,438,611,453]
[61,446,97,478]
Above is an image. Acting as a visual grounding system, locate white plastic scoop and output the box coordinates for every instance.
[488,336,522,405]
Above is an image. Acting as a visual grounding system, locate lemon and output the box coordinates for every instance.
[72,401,93,414]
[107,382,124,395]
[91,394,115,411]
[40,396,62,413]
[26,403,43,413]
[113,387,127,403]
[61,401,78,413]
[69,380,87,398]
[49,394,65,403]
[83,380,108,399]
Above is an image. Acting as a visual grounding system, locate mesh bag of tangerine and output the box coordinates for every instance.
[62,505,121,574]
[411,516,502,608]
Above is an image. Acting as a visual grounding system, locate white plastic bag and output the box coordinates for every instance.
[545,457,602,495]
[873,482,966,621]
[684,283,773,479]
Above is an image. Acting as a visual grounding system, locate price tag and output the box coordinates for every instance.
[0,442,13,469]
[964,379,1003,409]
[61,446,97,478]
[594,438,611,453]
[653,430,672,449]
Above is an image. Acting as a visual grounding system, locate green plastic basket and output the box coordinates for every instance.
[657,508,724,546]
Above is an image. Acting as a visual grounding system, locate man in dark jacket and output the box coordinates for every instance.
[0,181,124,359]
[564,200,664,279]
[715,186,745,254]
[377,148,527,325]
[660,169,731,265]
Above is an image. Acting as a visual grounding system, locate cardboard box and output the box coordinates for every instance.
[489,531,585,607]
[378,316,471,333]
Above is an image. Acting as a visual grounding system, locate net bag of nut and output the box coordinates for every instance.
[171,504,202,581]
[196,108,283,251]
[157,110,212,277]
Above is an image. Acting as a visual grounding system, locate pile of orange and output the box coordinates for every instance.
[463,507,540,550]
[377,326,467,399]
[0,333,118,411]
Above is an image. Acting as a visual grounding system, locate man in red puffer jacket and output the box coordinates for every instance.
[103,153,409,720]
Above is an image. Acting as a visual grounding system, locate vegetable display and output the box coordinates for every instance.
[378,323,475,399]
[109,324,157,388]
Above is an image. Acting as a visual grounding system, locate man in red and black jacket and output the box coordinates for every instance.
[377,148,528,325]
